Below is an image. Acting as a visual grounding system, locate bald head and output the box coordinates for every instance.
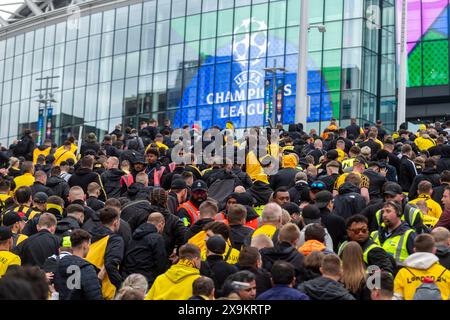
[136,172,149,186]
[148,212,165,233]
[69,186,85,202]
[262,203,282,227]
[251,234,274,251]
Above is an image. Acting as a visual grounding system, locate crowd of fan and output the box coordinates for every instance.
[0,117,449,300]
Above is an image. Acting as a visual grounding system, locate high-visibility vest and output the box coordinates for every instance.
[375,204,422,230]
[215,212,228,224]
[85,235,116,300]
[178,201,199,226]
[338,240,382,265]
[370,229,415,266]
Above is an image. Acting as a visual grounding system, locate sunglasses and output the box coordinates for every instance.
[310,182,325,189]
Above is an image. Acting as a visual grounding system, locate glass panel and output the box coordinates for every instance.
[75,62,87,88]
[343,19,362,47]
[154,46,169,73]
[269,2,286,29]
[126,51,140,78]
[325,0,343,21]
[129,3,142,27]
[110,80,124,119]
[85,84,98,122]
[90,13,102,35]
[114,29,128,55]
[2,81,11,104]
[15,35,24,55]
[24,31,34,53]
[97,82,111,120]
[43,47,54,71]
[9,102,19,140]
[0,41,5,60]
[310,0,324,24]
[171,17,185,44]
[87,59,100,85]
[344,0,362,19]
[79,15,90,38]
[113,54,126,80]
[12,78,21,102]
[184,41,199,66]
[203,0,217,12]
[172,0,186,18]
[77,37,89,62]
[23,52,33,76]
[89,35,101,59]
[128,26,141,52]
[32,50,43,74]
[103,10,115,33]
[62,90,74,124]
[6,38,15,58]
[156,20,170,46]
[234,6,251,32]
[63,65,75,89]
[218,10,233,36]
[115,6,129,30]
[4,58,13,81]
[127,77,140,116]
[101,32,114,57]
[14,55,24,78]
[55,22,66,44]
[287,0,300,26]
[100,57,113,82]
[1,104,10,139]
[201,12,217,39]
[342,47,361,90]
[65,41,77,65]
[187,0,202,15]
[141,23,156,49]
[140,49,154,75]
[143,0,156,24]
[323,21,342,50]
[186,15,201,42]
[169,44,184,70]
[34,29,44,50]
[157,0,171,21]
[73,87,85,121]
[21,75,31,100]
[54,43,65,68]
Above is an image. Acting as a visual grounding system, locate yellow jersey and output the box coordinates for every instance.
[0,251,21,277]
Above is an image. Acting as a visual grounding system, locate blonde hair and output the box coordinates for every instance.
[114,273,148,300]
[340,242,366,294]
[8,157,20,169]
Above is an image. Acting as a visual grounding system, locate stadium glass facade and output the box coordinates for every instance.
[0,0,398,146]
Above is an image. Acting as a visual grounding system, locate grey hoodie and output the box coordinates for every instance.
[299,223,334,252]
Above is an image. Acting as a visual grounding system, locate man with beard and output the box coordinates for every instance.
[177,180,208,227]
[370,201,416,267]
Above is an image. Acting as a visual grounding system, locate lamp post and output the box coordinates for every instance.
[35,76,59,145]
[295,0,327,129]
[264,60,288,128]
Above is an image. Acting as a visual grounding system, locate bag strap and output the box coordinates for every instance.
[96,173,108,201]
[55,150,68,163]
[121,199,150,211]
[224,245,233,262]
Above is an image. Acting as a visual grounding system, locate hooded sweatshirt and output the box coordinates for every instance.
[393,252,450,300]
[145,259,200,300]
[298,276,355,300]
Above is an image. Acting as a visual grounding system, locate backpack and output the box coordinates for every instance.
[208,178,236,210]
[14,139,29,156]
[406,268,446,300]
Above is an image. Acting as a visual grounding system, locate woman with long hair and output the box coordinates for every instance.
[340,241,371,300]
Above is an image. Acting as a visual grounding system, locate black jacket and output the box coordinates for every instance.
[248,181,273,206]
[408,168,441,200]
[319,173,340,193]
[364,169,387,200]
[361,199,384,232]
[102,143,121,158]
[270,168,301,190]
[437,145,450,174]
[261,241,305,276]
[83,214,132,250]
[14,229,60,267]
[13,134,35,160]
[346,124,362,140]
[89,225,125,290]
[122,223,169,285]
[232,167,253,189]
[288,181,310,205]
[333,183,366,220]
[200,255,238,297]
[319,207,346,252]
[360,239,396,275]
[126,183,152,201]
[68,167,105,200]
[86,196,105,212]
[185,218,215,242]
[358,139,382,157]
[387,153,401,176]
[229,224,254,250]
[121,199,154,229]
[101,169,127,199]
[167,192,180,216]
[435,244,450,269]
[432,184,448,209]
[46,176,70,202]
[399,155,417,192]
[298,276,355,300]
[31,181,54,197]
[43,252,103,300]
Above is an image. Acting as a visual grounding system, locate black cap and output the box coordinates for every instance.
[315,190,334,209]
[383,182,403,196]
[326,150,339,160]
[206,235,226,255]
[2,212,26,227]
[0,226,13,241]
[33,192,48,203]
[171,179,187,189]
[282,202,301,216]
[191,180,208,192]
[302,205,321,222]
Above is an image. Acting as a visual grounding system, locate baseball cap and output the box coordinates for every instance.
[0,226,13,241]
[2,212,26,227]
[33,192,48,203]
[171,179,187,190]
[206,235,226,255]
[302,205,321,224]
[353,156,367,166]
[326,150,339,161]
[315,190,334,209]
[383,182,403,196]
[192,180,208,192]
[310,181,326,192]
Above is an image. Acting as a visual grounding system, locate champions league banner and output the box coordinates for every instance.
[173,17,333,130]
